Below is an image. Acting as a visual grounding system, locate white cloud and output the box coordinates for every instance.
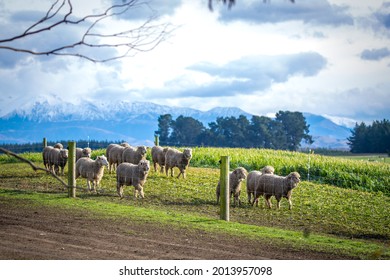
[0,0,390,124]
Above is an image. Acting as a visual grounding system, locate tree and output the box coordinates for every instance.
[275,111,313,151]
[169,116,205,146]
[155,114,173,145]
[0,0,172,62]
[348,120,390,153]
[249,116,273,148]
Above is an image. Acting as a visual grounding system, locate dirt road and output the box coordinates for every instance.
[0,196,344,260]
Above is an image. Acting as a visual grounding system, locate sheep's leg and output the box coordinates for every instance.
[117,184,124,198]
[86,180,91,192]
[93,180,97,193]
[153,162,157,172]
[160,166,164,173]
[265,195,272,208]
[287,198,292,210]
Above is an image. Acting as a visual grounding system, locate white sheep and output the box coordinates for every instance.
[48,148,68,175]
[151,146,169,173]
[42,146,54,170]
[76,147,92,162]
[252,172,301,210]
[53,143,63,149]
[75,155,109,192]
[107,143,130,173]
[246,165,275,204]
[216,167,248,206]
[122,145,147,164]
[165,148,192,178]
[116,160,150,199]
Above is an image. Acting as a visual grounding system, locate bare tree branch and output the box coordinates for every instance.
[0,147,68,188]
[0,0,173,62]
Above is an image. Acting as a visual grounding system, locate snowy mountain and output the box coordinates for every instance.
[0,100,351,149]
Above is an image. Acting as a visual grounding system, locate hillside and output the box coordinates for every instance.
[0,100,351,149]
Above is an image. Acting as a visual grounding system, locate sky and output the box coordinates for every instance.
[0,0,390,126]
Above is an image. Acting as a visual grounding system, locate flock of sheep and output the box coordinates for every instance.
[42,142,301,210]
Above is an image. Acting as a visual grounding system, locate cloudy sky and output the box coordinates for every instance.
[0,0,390,126]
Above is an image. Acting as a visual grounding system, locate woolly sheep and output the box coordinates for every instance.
[75,155,109,192]
[48,148,68,175]
[107,143,130,173]
[122,145,147,164]
[42,146,54,170]
[216,167,248,206]
[151,146,169,173]
[252,172,301,210]
[165,148,192,178]
[246,166,275,203]
[116,160,150,199]
[53,143,63,149]
[76,147,92,162]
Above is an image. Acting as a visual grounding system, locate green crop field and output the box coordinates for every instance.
[0,147,389,259]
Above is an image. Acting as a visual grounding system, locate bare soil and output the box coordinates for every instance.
[0,196,347,260]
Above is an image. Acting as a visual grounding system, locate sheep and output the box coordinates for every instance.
[48,148,68,175]
[76,147,92,162]
[252,172,301,210]
[42,146,54,170]
[151,146,169,173]
[75,155,108,192]
[216,167,248,206]
[107,143,130,173]
[116,160,150,199]
[246,165,275,204]
[53,143,63,149]
[122,145,147,164]
[165,148,192,178]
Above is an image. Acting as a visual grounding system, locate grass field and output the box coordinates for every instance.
[0,148,389,259]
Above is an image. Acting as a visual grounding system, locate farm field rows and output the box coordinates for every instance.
[0,147,389,259]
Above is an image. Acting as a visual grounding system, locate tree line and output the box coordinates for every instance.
[347,119,390,153]
[155,111,313,151]
[0,140,122,154]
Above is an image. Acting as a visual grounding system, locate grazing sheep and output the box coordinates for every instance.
[42,146,54,170]
[151,146,169,173]
[216,167,248,206]
[107,143,130,173]
[116,160,150,199]
[48,148,68,175]
[76,155,109,192]
[122,145,147,164]
[252,172,301,210]
[76,147,92,162]
[165,148,192,178]
[246,166,275,204]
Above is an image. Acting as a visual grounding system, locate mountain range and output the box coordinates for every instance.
[0,100,352,150]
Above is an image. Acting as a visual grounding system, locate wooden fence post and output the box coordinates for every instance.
[43,138,47,148]
[220,156,230,221]
[154,135,159,146]
[68,141,76,198]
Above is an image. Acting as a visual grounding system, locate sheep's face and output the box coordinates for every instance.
[97,155,109,167]
[60,149,68,159]
[183,149,192,160]
[288,172,301,187]
[234,167,247,182]
[137,146,147,156]
[138,160,150,173]
[261,165,275,175]
[83,148,92,158]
